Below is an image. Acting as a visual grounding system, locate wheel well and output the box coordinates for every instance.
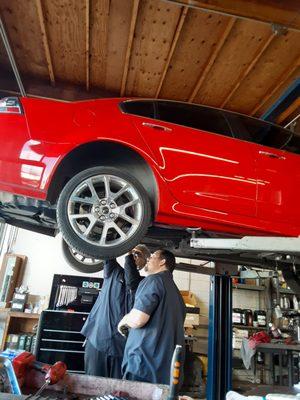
[47,141,158,213]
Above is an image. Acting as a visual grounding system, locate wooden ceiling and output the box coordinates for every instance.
[0,0,299,124]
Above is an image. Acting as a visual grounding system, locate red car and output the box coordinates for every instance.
[0,96,299,262]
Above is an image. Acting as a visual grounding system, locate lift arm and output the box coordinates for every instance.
[190,236,300,255]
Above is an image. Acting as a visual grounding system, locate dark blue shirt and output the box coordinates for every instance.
[81,256,141,356]
[122,270,186,384]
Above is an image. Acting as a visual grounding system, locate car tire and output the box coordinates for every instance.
[62,238,104,273]
[57,166,152,259]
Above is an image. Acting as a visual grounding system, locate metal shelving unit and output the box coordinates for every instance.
[233,284,265,291]
[233,324,267,330]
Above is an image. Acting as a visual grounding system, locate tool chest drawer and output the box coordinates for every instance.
[35,310,88,374]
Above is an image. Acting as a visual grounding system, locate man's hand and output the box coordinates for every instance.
[118,316,130,337]
[130,247,147,270]
[118,309,150,333]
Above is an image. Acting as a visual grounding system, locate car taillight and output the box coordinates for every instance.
[0,97,22,114]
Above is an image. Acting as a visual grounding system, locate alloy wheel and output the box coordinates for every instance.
[67,174,143,248]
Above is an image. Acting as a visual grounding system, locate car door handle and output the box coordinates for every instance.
[258,150,286,160]
[142,122,172,132]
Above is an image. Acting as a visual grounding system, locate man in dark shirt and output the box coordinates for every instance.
[118,249,186,384]
[81,244,150,379]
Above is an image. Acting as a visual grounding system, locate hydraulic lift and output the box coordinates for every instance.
[189,235,300,400]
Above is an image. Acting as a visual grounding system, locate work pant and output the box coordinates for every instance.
[122,371,148,382]
[84,339,123,379]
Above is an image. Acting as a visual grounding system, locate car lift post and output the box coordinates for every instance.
[190,235,300,399]
[207,268,232,400]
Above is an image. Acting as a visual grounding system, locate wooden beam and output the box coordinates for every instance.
[85,0,90,91]
[220,32,275,108]
[35,0,55,85]
[120,0,139,97]
[188,17,236,103]
[163,0,300,32]
[155,6,188,98]
[0,67,117,101]
[250,57,300,116]
[276,98,300,124]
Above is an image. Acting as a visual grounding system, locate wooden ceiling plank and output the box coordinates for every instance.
[125,1,183,97]
[189,16,236,102]
[224,29,300,115]
[90,0,110,89]
[0,1,49,80]
[220,32,275,108]
[85,0,90,91]
[276,98,300,124]
[155,6,188,98]
[0,66,117,101]
[250,56,300,116]
[104,0,134,92]
[120,0,140,96]
[35,0,55,85]
[163,0,300,32]
[42,0,87,85]
[158,10,231,101]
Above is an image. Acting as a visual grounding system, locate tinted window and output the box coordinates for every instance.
[120,100,154,118]
[228,114,293,150]
[282,134,300,154]
[156,101,232,137]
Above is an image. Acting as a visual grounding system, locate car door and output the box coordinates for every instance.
[255,124,300,226]
[123,100,257,218]
[281,135,300,227]
[0,97,31,189]
[228,113,300,227]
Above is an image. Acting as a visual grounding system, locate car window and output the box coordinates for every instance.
[227,113,293,150]
[282,134,300,154]
[155,101,232,137]
[120,100,155,118]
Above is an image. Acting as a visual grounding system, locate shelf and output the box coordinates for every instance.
[233,324,268,330]
[279,288,296,294]
[0,310,40,352]
[10,312,40,319]
[280,327,294,332]
[233,284,265,291]
[0,309,40,319]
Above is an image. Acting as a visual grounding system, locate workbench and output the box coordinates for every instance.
[0,372,169,399]
[244,384,300,396]
[255,342,300,386]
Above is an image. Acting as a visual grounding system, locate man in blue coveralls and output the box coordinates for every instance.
[118,249,186,384]
[81,244,150,379]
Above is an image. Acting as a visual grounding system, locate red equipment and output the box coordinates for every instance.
[12,351,67,387]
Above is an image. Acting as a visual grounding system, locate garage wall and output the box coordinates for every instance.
[11,228,104,297]
[10,228,262,322]
[10,229,214,311]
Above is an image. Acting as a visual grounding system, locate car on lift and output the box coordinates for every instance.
[0,96,300,272]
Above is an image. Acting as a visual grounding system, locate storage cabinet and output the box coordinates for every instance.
[0,308,40,351]
[35,310,88,373]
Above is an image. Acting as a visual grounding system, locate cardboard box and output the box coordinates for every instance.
[232,329,248,349]
[0,254,27,308]
[233,336,243,350]
[180,291,200,327]
[244,279,260,286]
[233,328,249,339]
[180,290,198,307]
[185,313,200,327]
